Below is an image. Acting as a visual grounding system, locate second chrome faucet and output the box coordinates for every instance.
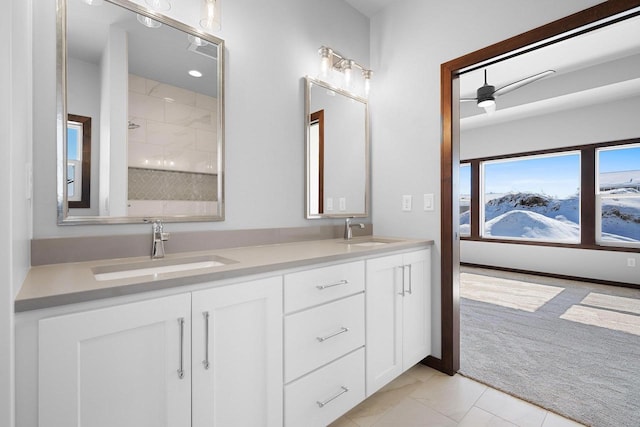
[344,217,365,240]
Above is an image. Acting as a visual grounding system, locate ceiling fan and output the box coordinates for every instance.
[461,69,556,114]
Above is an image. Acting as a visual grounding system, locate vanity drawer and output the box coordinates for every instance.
[285,348,365,427]
[284,261,364,313]
[284,293,364,383]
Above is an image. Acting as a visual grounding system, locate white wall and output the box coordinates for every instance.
[369,0,603,358]
[32,0,369,237]
[2,1,33,426]
[460,95,640,285]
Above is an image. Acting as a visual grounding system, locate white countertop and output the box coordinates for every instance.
[16,236,433,312]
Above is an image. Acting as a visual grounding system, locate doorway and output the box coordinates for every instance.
[437,1,640,375]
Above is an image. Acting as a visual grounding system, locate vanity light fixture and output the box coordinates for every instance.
[136,14,162,28]
[145,0,171,11]
[200,0,221,31]
[317,45,372,96]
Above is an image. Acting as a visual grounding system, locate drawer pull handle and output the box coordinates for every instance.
[203,311,210,370]
[177,317,185,379]
[316,279,349,290]
[317,386,349,408]
[317,327,349,342]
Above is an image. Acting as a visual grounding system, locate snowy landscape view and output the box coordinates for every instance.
[460,170,640,243]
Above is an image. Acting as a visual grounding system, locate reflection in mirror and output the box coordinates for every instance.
[305,77,369,219]
[58,0,224,224]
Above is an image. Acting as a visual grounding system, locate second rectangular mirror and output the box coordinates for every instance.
[305,77,369,219]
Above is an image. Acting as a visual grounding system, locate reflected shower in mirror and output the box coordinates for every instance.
[58,0,224,224]
[305,77,369,219]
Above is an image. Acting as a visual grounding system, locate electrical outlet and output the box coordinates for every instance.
[339,197,346,211]
[628,258,636,268]
[326,198,333,211]
[402,195,412,211]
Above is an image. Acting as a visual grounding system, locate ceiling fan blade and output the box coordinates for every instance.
[493,70,555,97]
[459,97,478,102]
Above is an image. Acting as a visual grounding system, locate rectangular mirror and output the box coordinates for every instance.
[57,0,224,224]
[305,77,369,219]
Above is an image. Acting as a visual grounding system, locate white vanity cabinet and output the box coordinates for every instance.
[365,249,432,395]
[191,276,283,427]
[283,261,366,427]
[37,276,283,427]
[39,293,193,427]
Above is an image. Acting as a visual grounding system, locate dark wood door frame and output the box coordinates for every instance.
[435,0,640,376]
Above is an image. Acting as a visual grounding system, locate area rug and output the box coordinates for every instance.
[459,268,640,427]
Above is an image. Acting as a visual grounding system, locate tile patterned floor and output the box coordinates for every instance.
[330,364,584,427]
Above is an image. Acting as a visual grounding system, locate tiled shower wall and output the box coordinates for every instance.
[127,74,219,216]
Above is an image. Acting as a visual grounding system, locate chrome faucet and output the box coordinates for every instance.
[344,217,365,240]
[151,220,170,259]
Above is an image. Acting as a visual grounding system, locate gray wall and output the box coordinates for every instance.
[368,0,603,359]
[32,0,370,238]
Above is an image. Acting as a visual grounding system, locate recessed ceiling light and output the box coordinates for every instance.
[189,70,203,78]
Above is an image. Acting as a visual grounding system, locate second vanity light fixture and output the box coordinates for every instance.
[318,46,373,96]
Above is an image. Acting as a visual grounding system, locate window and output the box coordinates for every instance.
[481,152,581,243]
[596,144,640,246]
[460,163,471,236]
[67,114,91,208]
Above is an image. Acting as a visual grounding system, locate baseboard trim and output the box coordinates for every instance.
[422,355,455,376]
[461,262,640,290]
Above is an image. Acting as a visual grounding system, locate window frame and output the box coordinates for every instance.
[461,138,640,253]
[67,114,91,209]
[595,142,640,248]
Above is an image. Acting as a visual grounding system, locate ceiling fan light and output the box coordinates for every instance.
[477,98,495,108]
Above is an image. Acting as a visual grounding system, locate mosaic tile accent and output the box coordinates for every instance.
[128,167,217,201]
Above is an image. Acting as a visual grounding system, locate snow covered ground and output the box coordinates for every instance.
[460,190,640,243]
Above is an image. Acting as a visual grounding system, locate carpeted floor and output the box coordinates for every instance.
[459,267,640,427]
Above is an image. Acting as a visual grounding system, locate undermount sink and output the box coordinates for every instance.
[92,255,237,281]
[343,237,401,247]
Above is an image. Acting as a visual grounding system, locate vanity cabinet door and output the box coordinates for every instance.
[39,293,192,427]
[191,276,283,427]
[365,249,431,396]
[365,253,404,394]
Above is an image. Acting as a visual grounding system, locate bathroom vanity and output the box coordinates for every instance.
[15,237,432,427]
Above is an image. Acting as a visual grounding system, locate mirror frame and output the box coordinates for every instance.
[304,76,370,219]
[438,2,640,375]
[57,0,225,224]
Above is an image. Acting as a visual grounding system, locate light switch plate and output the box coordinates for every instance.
[339,197,346,211]
[402,195,412,211]
[326,198,333,211]
[424,193,434,211]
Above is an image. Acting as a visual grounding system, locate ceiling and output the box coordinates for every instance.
[344,0,398,17]
[459,12,640,128]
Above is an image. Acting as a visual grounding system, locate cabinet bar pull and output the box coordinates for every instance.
[316,279,349,290]
[398,266,405,296]
[177,317,185,379]
[316,327,349,342]
[406,264,413,295]
[316,386,349,408]
[203,311,210,370]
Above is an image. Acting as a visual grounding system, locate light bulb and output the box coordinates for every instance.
[343,60,354,89]
[81,0,104,5]
[136,14,161,28]
[318,47,333,79]
[362,69,373,96]
[145,0,171,11]
[200,0,219,30]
